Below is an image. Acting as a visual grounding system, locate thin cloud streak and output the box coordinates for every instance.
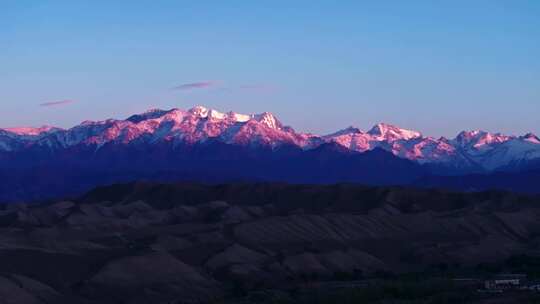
[39,100,76,107]
[172,81,218,91]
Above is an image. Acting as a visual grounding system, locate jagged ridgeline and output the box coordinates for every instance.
[1,106,539,202]
[2,106,539,171]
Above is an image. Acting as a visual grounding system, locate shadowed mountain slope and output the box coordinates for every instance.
[0,143,427,203]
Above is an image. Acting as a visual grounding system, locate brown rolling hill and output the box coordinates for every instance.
[0,182,539,303]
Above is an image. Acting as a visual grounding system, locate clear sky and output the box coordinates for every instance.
[1,1,539,137]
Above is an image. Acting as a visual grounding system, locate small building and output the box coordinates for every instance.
[484,274,527,290]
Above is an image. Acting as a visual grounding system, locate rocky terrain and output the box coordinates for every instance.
[0,182,540,303]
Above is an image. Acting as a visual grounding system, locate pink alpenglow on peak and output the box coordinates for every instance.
[46,105,306,148]
[0,105,539,171]
[523,133,540,144]
[323,124,456,163]
[454,130,512,149]
[253,112,282,130]
[367,123,422,141]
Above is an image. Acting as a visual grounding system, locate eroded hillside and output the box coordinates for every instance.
[0,183,539,303]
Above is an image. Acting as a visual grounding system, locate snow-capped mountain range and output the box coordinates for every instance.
[1,105,539,172]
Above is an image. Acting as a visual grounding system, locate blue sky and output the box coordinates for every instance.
[1,1,539,137]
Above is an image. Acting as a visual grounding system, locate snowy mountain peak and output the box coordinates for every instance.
[325,126,363,137]
[126,109,171,123]
[476,133,511,148]
[455,130,512,149]
[367,123,422,140]
[227,111,251,122]
[523,133,540,144]
[184,106,285,127]
[188,105,210,117]
[187,106,230,120]
[253,112,282,129]
[185,106,251,122]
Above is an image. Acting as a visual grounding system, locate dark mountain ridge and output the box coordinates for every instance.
[81,181,540,213]
[2,139,540,203]
[0,141,427,203]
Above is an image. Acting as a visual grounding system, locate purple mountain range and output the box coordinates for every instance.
[1,105,539,202]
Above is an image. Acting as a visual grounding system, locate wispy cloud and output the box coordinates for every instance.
[171,81,278,93]
[39,99,76,107]
[172,81,218,91]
